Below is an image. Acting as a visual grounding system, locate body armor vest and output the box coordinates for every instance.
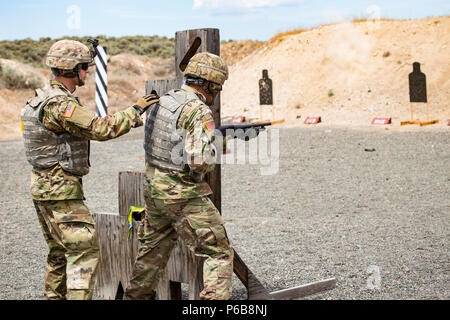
[21,88,90,176]
[144,89,200,172]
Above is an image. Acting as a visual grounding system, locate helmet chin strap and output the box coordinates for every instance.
[75,64,85,87]
[56,66,83,86]
[77,72,85,87]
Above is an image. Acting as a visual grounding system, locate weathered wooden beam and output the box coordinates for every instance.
[269,278,337,300]
[232,250,271,300]
[146,79,178,98]
[93,212,134,299]
[117,171,144,291]
[174,28,222,211]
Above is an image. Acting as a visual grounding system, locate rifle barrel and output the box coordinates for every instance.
[219,122,272,130]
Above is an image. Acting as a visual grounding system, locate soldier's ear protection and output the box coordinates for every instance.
[185,77,222,95]
[185,76,205,87]
[208,81,222,93]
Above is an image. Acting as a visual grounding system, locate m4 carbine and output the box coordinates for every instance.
[215,122,272,141]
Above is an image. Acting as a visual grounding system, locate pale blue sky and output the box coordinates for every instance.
[0,0,449,41]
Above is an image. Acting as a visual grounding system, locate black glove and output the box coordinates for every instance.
[133,91,159,115]
[132,210,144,221]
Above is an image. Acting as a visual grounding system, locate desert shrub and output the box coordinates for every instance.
[153,66,168,77]
[0,65,43,89]
[0,35,175,68]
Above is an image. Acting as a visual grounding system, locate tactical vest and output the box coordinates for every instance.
[21,88,90,176]
[144,89,201,172]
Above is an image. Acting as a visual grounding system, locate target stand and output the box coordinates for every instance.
[401,62,439,126]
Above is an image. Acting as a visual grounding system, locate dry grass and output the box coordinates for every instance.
[268,29,307,44]
[351,18,395,23]
[220,40,264,66]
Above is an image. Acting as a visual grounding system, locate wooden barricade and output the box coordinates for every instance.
[92,171,143,299]
[93,171,204,299]
[95,170,336,300]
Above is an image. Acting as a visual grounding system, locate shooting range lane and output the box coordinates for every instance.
[1,126,448,299]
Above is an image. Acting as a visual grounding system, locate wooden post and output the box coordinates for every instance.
[93,172,144,299]
[93,213,129,299]
[144,28,221,300]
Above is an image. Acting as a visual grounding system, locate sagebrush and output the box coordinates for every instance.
[0,65,43,89]
[0,35,175,67]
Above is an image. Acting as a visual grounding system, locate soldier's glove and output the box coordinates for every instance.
[133,92,159,115]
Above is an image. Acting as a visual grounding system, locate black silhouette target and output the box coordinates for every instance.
[409,62,427,103]
[259,69,273,105]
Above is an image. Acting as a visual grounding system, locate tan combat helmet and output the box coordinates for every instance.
[184,52,228,86]
[46,40,93,70]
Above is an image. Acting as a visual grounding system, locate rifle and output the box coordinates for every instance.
[215,122,272,141]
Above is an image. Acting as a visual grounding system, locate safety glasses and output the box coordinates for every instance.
[80,63,89,71]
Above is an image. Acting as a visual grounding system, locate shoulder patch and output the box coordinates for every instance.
[64,104,76,118]
[204,119,215,131]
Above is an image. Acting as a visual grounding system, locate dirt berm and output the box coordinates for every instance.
[0,17,449,141]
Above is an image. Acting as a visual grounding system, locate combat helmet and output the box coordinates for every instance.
[46,40,93,85]
[184,52,228,86]
[46,40,93,70]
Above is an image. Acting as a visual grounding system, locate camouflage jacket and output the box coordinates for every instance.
[30,80,143,201]
[146,85,218,199]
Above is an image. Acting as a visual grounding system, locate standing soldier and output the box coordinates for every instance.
[21,39,159,300]
[124,52,234,300]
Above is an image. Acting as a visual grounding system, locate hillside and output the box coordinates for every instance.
[0,55,175,140]
[0,17,449,141]
[222,17,450,128]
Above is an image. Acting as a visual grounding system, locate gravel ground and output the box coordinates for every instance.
[0,126,448,300]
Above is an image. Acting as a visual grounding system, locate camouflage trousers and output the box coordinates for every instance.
[33,200,99,300]
[124,196,234,300]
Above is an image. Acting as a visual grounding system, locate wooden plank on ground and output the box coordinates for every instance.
[269,278,337,300]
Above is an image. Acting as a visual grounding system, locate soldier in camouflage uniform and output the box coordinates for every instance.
[124,52,234,300]
[21,40,159,300]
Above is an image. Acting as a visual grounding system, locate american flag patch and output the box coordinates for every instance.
[204,120,215,130]
[64,104,76,118]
